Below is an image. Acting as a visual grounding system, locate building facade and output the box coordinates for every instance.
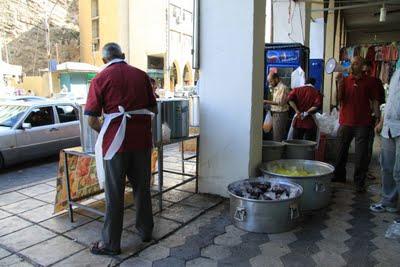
[79,0,194,90]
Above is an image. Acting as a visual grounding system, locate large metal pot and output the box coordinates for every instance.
[78,104,98,153]
[262,141,285,162]
[228,177,303,233]
[260,159,334,211]
[161,98,189,139]
[189,95,200,127]
[283,139,316,160]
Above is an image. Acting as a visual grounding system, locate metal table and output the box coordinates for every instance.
[63,134,199,222]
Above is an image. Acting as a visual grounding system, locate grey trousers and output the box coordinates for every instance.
[380,136,400,208]
[272,111,289,142]
[102,149,153,251]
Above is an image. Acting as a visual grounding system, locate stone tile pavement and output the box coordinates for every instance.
[0,145,399,266]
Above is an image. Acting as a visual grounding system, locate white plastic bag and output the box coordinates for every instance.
[263,111,272,133]
[162,123,171,142]
[291,67,305,88]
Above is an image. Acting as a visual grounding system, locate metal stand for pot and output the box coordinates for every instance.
[62,134,199,223]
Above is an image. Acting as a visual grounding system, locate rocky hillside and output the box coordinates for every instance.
[0,0,79,76]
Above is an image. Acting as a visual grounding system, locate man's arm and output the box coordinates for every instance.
[147,104,158,114]
[88,116,102,133]
[306,106,319,114]
[336,73,345,102]
[375,114,384,134]
[372,100,381,124]
[264,100,278,105]
[288,100,300,116]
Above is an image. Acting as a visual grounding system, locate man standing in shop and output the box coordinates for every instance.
[370,69,400,213]
[287,78,322,141]
[333,56,380,192]
[85,43,157,255]
[264,73,290,141]
[362,61,386,180]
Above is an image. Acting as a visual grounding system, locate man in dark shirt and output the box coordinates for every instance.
[333,56,380,192]
[288,78,323,141]
[85,43,157,255]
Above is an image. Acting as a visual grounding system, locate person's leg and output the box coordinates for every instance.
[304,127,317,141]
[272,112,289,142]
[101,153,127,252]
[392,136,400,206]
[126,149,154,240]
[334,125,354,182]
[353,126,371,191]
[371,136,397,212]
[365,124,375,173]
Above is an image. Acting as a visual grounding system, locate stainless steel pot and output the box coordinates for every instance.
[228,177,303,233]
[189,95,200,127]
[78,104,98,154]
[283,139,316,160]
[262,141,285,162]
[260,159,334,211]
[162,98,189,139]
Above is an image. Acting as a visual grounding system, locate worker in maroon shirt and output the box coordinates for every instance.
[288,77,323,141]
[333,56,381,192]
[85,43,158,255]
[362,60,386,180]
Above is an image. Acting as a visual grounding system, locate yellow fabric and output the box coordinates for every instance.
[271,82,290,112]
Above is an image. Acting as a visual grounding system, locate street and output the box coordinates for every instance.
[0,155,58,192]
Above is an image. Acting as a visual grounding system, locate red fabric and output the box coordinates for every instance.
[85,62,157,154]
[366,46,375,62]
[287,85,322,129]
[339,75,379,127]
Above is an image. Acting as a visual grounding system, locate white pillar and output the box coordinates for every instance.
[323,0,335,112]
[198,0,265,197]
[272,0,311,46]
[119,0,130,61]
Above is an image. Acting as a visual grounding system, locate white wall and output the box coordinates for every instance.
[310,18,325,59]
[272,1,310,46]
[199,0,265,196]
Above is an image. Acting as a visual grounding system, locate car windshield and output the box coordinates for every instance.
[0,105,29,127]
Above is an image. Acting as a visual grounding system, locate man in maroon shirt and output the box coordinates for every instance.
[85,43,157,255]
[288,78,322,141]
[333,56,380,192]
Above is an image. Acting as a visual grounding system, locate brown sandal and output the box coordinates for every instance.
[90,241,121,256]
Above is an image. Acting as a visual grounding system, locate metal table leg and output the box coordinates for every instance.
[158,144,164,212]
[64,151,74,222]
[181,141,185,174]
[195,136,200,193]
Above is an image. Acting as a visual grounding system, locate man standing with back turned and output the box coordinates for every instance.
[85,43,158,255]
[333,56,380,192]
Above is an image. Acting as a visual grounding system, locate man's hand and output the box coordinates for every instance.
[87,116,102,133]
[374,120,383,135]
[336,73,344,82]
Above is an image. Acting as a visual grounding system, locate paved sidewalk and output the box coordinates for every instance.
[0,144,399,266]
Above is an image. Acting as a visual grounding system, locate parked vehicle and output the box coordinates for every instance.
[0,96,48,102]
[0,100,81,168]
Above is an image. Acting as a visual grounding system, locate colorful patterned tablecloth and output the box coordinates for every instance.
[54,147,158,214]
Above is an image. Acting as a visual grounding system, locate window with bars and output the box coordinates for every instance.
[91,0,100,51]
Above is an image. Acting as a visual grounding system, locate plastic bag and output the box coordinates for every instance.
[385,221,400,240]
[263,111,272,133]
[162,123,171,142]
[291,67,305,89]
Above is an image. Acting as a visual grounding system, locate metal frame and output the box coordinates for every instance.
[63,134,199,223]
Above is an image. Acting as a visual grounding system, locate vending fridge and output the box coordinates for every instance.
[264,43,310,98]
[309,58,324,93]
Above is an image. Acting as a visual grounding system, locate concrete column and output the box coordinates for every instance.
[323,0,335,112]
[198,0,265,196]
[272,0,311,46]
[119,0,130,62]
[331,10,341,107]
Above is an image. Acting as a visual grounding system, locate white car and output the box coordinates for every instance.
[0,100,81,168]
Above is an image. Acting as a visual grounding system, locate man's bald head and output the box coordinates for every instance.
[102,43,125,64]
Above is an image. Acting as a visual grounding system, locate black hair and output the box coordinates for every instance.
[306,77,316,86]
